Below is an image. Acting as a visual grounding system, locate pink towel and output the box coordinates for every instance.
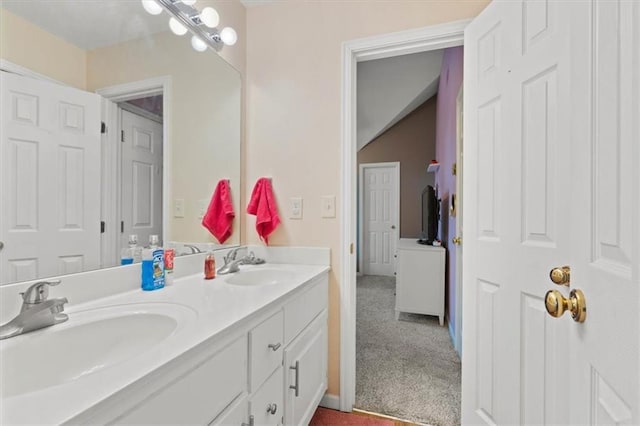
[247,178,280,245]
[202,180,235,244]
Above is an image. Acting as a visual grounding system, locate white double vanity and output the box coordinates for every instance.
[0,247,330,425]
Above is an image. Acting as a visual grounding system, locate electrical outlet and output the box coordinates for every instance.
[290,197,303,219]
[321,195,336,218]
[174,199,185,218]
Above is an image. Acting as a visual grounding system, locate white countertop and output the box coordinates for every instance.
[0,263,329,425]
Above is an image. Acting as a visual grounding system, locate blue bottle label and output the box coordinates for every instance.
[142,249,165,291]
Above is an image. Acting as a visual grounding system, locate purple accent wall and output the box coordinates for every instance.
[435,46,463,338]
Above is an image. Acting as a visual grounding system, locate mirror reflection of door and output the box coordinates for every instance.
[0,72,101,283]
[119,102,163,253]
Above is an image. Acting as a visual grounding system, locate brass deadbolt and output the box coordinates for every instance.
[545,289,587,323]
[549,266,571,286]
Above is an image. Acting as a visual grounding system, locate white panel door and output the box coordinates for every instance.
[120,109,163,249]
[362,163,398,276]
[0,72,101,283]
[462,1,639,424]
[568,1,639,423]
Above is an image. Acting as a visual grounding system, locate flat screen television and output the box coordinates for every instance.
[419,185,439,245]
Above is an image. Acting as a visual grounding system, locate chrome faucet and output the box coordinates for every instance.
[218,247,244,275]
[183,244,203,254]
[0,280,69,340]
[218,248,265,275]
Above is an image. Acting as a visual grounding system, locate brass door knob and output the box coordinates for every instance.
[549,266,571,286]
[545,289,587,323]
[452,237,462,245]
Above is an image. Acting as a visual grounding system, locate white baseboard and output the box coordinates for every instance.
[319,393,340,410]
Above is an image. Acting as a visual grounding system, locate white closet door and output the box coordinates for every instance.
[120,109,163,249]
[0,72,101,283]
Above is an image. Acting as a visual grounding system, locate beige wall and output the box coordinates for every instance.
[87,30,242,246]
[358,96,437,239]
[0,8,87,89]
[245,0,490,396]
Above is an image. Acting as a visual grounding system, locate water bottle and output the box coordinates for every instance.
[120,234,139,265]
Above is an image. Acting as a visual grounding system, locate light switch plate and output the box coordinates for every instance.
[290,197,303,219]
[174,199,185,218]
[197,199,208,219]
[321,195,336,218]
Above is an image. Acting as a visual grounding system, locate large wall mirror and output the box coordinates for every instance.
[0,1,241,286]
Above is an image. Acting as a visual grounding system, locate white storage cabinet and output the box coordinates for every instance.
[395,238,445,325]
[94,273,328,426]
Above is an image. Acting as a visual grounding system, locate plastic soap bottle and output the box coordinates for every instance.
[141,235,165,291]
[164,248,175,285]
[121,234,142,265]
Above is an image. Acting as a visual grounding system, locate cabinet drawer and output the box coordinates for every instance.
[116,336,247,425]
[250,310,284,392]
[250,367,283,426]
[284,275,327,344]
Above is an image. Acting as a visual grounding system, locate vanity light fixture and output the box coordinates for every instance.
[141,0,163,15]
[169,17,188,36]
[141,0,237,52]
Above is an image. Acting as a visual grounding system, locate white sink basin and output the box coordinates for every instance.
[0,303,196,398]
[225,269,295,286]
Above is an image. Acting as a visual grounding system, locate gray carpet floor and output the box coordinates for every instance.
[355,275,461,426]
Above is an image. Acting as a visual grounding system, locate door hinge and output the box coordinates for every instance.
[121,130,125,142]
[101,121,107,134]
[121,221,124,233]
[100,221,105,234]
[350,243,354,254]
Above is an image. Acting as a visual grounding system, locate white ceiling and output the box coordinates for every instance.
[357,50,444,151]
[1,0,170,50]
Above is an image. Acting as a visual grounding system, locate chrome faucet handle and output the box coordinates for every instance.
[20,280,61,305]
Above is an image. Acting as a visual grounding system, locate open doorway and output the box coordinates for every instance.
[353,44,464,425]
[118,95,164,257]
[97,76,170,269]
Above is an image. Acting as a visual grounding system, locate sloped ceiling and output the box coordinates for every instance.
[357,50,443,151]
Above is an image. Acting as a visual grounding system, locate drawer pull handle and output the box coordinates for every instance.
[289,360,300,397]
[242,415,254,426]
[267,403,278,415]
[268,342,281,351]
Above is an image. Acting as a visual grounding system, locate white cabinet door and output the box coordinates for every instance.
[0,72,101,283]
[210,394,249,426]
[283,311,327,426]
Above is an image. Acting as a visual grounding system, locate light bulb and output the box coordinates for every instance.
[182,0,196,5]
[141,0,163,15]
[169,17,188,35]
[200,7,219,28]
[220,27,237,46]
[191,35,208,52]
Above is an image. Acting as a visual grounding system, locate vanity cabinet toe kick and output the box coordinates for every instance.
[76,272,329,426]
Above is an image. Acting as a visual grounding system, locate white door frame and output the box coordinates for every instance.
[454,86,463,355]
[96,77,171,264]
[358,161,400,275]
[340,20,469,411]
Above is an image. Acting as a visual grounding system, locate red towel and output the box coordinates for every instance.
[247,178,280,245]
[202,179,235,244]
